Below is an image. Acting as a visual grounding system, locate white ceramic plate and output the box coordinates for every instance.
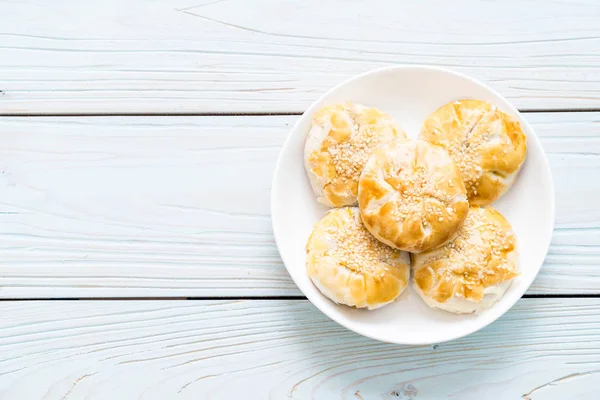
[271,66,555,345]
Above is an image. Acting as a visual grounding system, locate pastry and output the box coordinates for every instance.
[304,102,406,207]
[412,207,519,314]
[420,99,527,206]
[306,207,410,310]
[358,139,469,253]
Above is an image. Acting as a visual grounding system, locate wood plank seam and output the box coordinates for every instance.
[1,109,600,117]
[1,294,599,301]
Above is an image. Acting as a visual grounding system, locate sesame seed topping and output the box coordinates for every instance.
[324,209,401,274]
[374,143,464,229]
[312,104,401,194]
[426,105,516,200]
[414,207,518,302]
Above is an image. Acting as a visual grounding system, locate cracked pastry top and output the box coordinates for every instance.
[420,99,527,206]
[304,102,406,207]
[358,139,469,253]
[412,206,519,314]
[306,207,410,310]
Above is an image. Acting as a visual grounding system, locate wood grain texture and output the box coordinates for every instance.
[1,0,600,114]
[0,299,599,399]
[1,113,599,297]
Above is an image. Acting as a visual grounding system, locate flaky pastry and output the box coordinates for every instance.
[420,100,527,206]
[304,102,406,207]
[358,139,469,253]
[306,207,410,310]
[412,207,519,314]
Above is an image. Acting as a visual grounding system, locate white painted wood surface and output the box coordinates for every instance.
[1,113,599,297]
[0,299,598,399]
[2,0,600,396]
[1,0,600,113]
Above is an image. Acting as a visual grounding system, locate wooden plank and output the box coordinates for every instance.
[1,0,599,114]
[0,299,599,399]
[0,113,599,297]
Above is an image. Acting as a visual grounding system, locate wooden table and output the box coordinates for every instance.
[1,1,599,398]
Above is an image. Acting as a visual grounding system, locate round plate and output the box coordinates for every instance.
[271,66,555,345]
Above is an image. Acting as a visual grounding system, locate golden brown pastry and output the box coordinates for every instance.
[358,139,469,253]
[306,207,410,310]
[304,102,406,207]
[420,100,527,206]
[412,207,519,314]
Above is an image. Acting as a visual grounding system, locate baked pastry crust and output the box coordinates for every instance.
[358,139,469,253]
[412,207,519,314]
[420,100,527,206]
[304,102,406,207]
[306,207,410,310]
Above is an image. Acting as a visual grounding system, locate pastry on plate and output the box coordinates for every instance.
[420,99,527,206]
[306,207,410,310]
[358,139,469,253]
[412,206,519,314]
[304,102,406,207]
